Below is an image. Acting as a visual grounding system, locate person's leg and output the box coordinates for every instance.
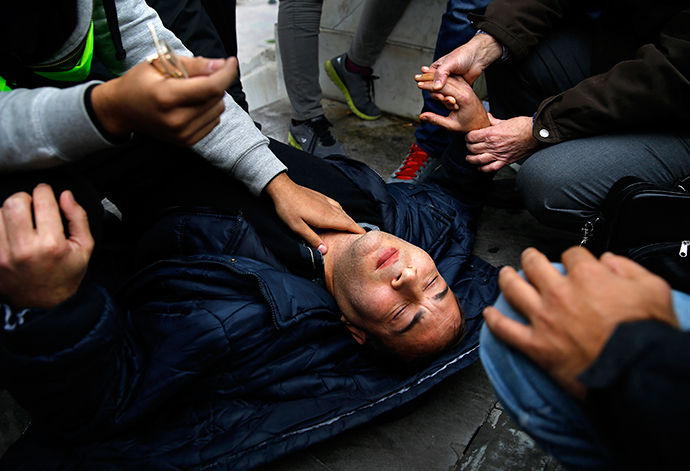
[278,0,346,157]
[485,25,592,120]
[346,0,411,68]
[480,265,690,470]
[277,0,325,121]
[517,131,690,231]
[390,0,492,183]
[413,0,493,159]
[325,0,411,121]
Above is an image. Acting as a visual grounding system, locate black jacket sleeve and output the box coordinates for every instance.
[579,320,690,470]
[469,0,690,145]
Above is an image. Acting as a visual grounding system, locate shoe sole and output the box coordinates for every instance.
[288,132,304,151]
[324,60,381,121]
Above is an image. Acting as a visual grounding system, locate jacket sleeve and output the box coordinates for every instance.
[471,1,690,145]
[532,10,690,145]
[0,282,199,442]
[469,0,576,61]
[0,83,116,170]
[578,320,690,470]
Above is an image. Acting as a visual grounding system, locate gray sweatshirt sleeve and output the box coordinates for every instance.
[0,83,114,171]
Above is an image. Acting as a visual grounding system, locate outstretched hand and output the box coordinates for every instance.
[264,173,365,254]
[416,73,490,133]
[483,247,677,399]
[0,184,94,310]
[92,56,239,146]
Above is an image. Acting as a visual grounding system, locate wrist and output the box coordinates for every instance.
[263,171,290,200]
[90,80,132,139]
[470,33,503,68]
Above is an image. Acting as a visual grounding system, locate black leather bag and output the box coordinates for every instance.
[581,175,690,294]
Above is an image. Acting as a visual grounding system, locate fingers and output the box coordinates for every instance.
[177,98,226,145]
[419,112,463,132]
[32,184,64,239]
[495,264,544,323]
[432,67,450,90]
[167,57,237,106]
[2,191,36,251]
[178,56,237,80]
[520,247,566,293]
[59,191,94,253]
[483,305,533,350]
[599,251,654,280]
[291,220,327,255]
[477,160,507,173]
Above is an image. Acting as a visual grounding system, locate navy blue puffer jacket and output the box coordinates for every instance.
[0,155,499,470]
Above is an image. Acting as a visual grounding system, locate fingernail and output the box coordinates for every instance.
[317,244,327,254]
[434,80,442,89]
[208,59,225,72]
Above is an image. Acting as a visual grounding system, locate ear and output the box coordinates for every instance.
[341,315,367,345]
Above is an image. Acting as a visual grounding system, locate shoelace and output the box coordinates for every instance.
[305,116,337,146]
[363,74,379,103]
[394,143,433,180]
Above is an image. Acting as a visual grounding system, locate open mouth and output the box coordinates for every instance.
[376,248,399,270]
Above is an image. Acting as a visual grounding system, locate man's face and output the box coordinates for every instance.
[331,231,463,360]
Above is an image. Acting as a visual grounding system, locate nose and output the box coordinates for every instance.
[391,266,423,296]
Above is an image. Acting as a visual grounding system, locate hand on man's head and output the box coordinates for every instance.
[0,184,94,310]
[483,247,676,399]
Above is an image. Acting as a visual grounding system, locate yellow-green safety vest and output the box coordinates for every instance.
[0,22,94,92]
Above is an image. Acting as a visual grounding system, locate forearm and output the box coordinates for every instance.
[191,95,287,196]
[0,84,116,170]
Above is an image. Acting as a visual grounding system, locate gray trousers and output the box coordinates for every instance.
[277,0,411,121]
[486,25,690,232]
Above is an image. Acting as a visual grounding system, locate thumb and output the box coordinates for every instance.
[59,191,94,252]
[179,56,238,82]
[432,66,451,91]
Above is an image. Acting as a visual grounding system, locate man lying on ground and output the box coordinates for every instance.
[0,130,499,470]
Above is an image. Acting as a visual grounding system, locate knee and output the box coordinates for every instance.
[517,158,592,232]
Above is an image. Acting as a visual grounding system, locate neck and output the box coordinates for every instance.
[320,231,362,294]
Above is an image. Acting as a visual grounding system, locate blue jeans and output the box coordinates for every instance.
[479,264,690,470]
[414,0,493,158]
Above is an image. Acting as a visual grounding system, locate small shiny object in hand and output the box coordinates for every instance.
[146,22,188,79]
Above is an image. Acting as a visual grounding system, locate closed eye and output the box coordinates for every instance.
[425,276,438,290]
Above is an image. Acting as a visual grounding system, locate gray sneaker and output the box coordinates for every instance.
[288,115,346,158]
[325,54,381,121]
